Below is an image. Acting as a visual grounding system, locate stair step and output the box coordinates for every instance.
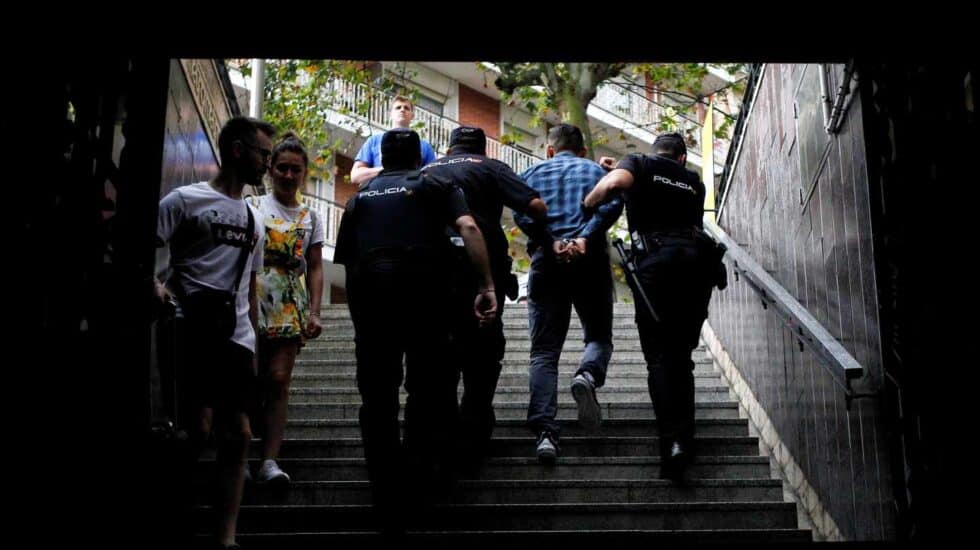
[213,478,784,506]
[303,341,704,352]
[296,350,690,361]
[196,501,799,532]
[198,456,774,482]
[316,317,647,328]
[283,418,748,438]
[286,385,733,404]
[320,306,641,318]
[290,369,721,385]
[316,331,655,340]
[320,303,641,310]
[293,356,720,378]
[222,528,811,548]
[200,436,760,460]
[289,370,720,388]
[289,374,726,390]
[309,333,652,341]
[285,401,741,421]
[291,356,715,372]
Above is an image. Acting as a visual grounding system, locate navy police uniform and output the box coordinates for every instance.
[421,126,550,468]
[615,135,718,477]
[334,129,469,520]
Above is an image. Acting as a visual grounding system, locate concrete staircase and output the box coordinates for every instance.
[196,303,811,546]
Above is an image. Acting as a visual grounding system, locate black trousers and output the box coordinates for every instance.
[347,265,458,516]
[449,260,507,461]
[631,243,713,459]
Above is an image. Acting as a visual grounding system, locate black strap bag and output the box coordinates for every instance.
[179,206,254,340]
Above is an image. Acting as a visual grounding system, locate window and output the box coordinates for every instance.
[503,122,538,154]
[795,64,831,206]
[414,93,444,117]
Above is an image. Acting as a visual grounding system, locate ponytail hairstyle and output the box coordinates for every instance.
[271,131,309,167]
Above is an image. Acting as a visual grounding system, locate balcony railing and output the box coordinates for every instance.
[593,80,731,168]
[324,78,543,174]
[300,192,345,248]
[593,81,704,148]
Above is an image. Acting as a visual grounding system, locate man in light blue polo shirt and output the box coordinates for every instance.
[350,95,436,187]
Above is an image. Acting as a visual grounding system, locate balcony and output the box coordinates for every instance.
[324,79,543,174]
[591,80,728,171]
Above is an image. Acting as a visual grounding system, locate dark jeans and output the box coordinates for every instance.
[347,264,458,516]
[526,246,614,436]
[632,243,713,458]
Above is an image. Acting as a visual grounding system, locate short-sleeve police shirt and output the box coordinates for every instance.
[617,154,705,234]
[422,153,538,269]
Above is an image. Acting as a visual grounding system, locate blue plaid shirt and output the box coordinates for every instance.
[515,151,623,244]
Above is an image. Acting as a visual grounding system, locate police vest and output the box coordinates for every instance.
[622,154,705,235]
[346,169,460,265]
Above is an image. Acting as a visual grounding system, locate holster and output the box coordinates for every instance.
[692,227,728,290]
[632,227,728,290]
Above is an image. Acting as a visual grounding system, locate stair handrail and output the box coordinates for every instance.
[703,219,875,409]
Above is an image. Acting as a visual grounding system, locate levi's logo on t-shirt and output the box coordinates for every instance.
[212,223,252,247]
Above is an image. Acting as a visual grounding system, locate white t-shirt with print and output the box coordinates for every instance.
[157,182,265,352]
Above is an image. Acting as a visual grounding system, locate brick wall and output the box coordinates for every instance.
[458,84,500,138]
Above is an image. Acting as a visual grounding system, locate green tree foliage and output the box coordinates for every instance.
[228,59,420,181]
[491,62,745,156]
[490,62,745,276]
[492,62,628,161]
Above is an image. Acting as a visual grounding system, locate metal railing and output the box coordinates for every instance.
[593,80,712,158]
[324,78,543,174]
[717,64,763,216]
[703,219,874,408]
[300,192,345,248]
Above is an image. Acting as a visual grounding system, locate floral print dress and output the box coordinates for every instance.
[252,200,311,341]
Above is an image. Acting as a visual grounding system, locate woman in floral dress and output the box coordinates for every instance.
[249,132,324,485]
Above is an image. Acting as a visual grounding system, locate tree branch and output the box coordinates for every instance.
[494,63,545,95]
[537,63,556,92]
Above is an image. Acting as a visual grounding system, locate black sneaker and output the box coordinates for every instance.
[662,441,690,484]
[571,372,601,431]
[536,430,559,464]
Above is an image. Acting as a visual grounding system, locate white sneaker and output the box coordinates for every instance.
[256,459,290,486]
[536,431,558,464]
[571,372,601,431]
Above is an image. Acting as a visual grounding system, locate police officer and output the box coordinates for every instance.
[582,132,717,482]
[334,128,498,529]
[421,126,552,473]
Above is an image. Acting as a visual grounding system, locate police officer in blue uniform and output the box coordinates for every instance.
[583,132,722,482]
[421,126,552,473]
[334,128,497,530]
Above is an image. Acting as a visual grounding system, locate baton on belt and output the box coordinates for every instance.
[613,238,660,323]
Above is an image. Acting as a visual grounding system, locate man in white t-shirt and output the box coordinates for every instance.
[155,116,275,550]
